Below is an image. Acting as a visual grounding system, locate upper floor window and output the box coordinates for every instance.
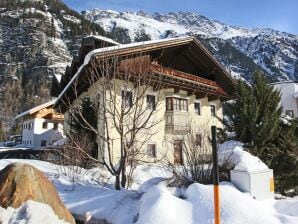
[210,105,216,117]
[42,122,48,129]
[147,95,156,110]
[122,90,133,108]
[194,102,201,115]
[166,97,188,112]
[286,110,294,118]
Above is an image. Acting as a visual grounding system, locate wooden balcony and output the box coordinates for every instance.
[150,64,228,96]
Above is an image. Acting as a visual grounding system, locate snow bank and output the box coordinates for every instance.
[218,141,268,172]
[185,183,298,224]
[272,196,298,217]
[137,184,192,224]
[1,159,298,224]
[0,200,69,224]
[136,182,298,224]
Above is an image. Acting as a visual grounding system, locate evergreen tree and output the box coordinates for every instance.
[68,97,98,159]
[225,71,282,161]
[225,71,298,194]
[271,119,298,194]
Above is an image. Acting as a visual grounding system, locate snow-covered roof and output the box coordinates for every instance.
[55,36,192,106]
[15,99,56,120]
[84,35,121,46]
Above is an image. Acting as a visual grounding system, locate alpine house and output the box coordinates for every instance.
[52,35,235,164]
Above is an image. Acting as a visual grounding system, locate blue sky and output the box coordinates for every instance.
[63,0,298,34]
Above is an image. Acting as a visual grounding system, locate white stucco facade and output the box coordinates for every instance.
[272,81,298,118]
[67,78,223,164]
[21,118,64,148]
[15,100,65,149]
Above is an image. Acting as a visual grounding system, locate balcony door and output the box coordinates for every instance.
[174,140,183,165]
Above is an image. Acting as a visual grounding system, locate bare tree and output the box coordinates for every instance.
[62,54,165,190]
[56,133,97,188]
[166,127,214,187]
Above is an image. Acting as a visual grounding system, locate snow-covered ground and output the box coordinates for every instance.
[0,157,298,224]
[0,200,69,224]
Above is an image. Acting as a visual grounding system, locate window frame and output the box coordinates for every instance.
[42,122,48,129]
[210,104,216,117]
[53,123,58,130]
[166,97,188,112]
[147,143,157,158]
[194,102,201,115]
[121,90,133,108]
[195,133,202,147]
[146,94,156,111]
[41,140,47,147]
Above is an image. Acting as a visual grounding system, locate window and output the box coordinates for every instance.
[173,98,180,110]
[180,99,188,111]
[195,134,202,146]
[194,102,201,115]
[210,105,216,117]
[53,123,58,130]
[42,122,48,129]
[166,98,173,111]
[41,140,47,147]
[166,97,188,111]
[122,90,133,108]
[147,95,156,110]
[286,110,294,118]
[147,143,156,158]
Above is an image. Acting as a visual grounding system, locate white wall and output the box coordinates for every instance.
[273,82,298,118]
[22,118,64,149]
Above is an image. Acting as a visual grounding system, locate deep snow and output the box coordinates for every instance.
[0,158,298,224]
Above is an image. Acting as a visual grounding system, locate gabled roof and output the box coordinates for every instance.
[15,99,56,120]
[55,36,235,106]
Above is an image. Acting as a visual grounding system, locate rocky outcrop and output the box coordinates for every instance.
[0,163,75,224]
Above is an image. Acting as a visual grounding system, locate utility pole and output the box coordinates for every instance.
[211,125,220,224]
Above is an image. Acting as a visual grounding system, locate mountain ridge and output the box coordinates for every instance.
[83,9,298,82]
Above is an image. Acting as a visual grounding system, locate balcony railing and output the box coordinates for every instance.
[150,64,218,89]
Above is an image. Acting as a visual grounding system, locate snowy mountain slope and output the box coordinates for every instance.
[0,0,106,119]
[83,9,298,82]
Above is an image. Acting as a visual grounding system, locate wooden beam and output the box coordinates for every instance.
[195,92,207,99]
[208,94,220,102]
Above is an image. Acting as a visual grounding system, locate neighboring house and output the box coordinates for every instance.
[52,36,235,164]
[272,81,298,118]
[15,100,64,149]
